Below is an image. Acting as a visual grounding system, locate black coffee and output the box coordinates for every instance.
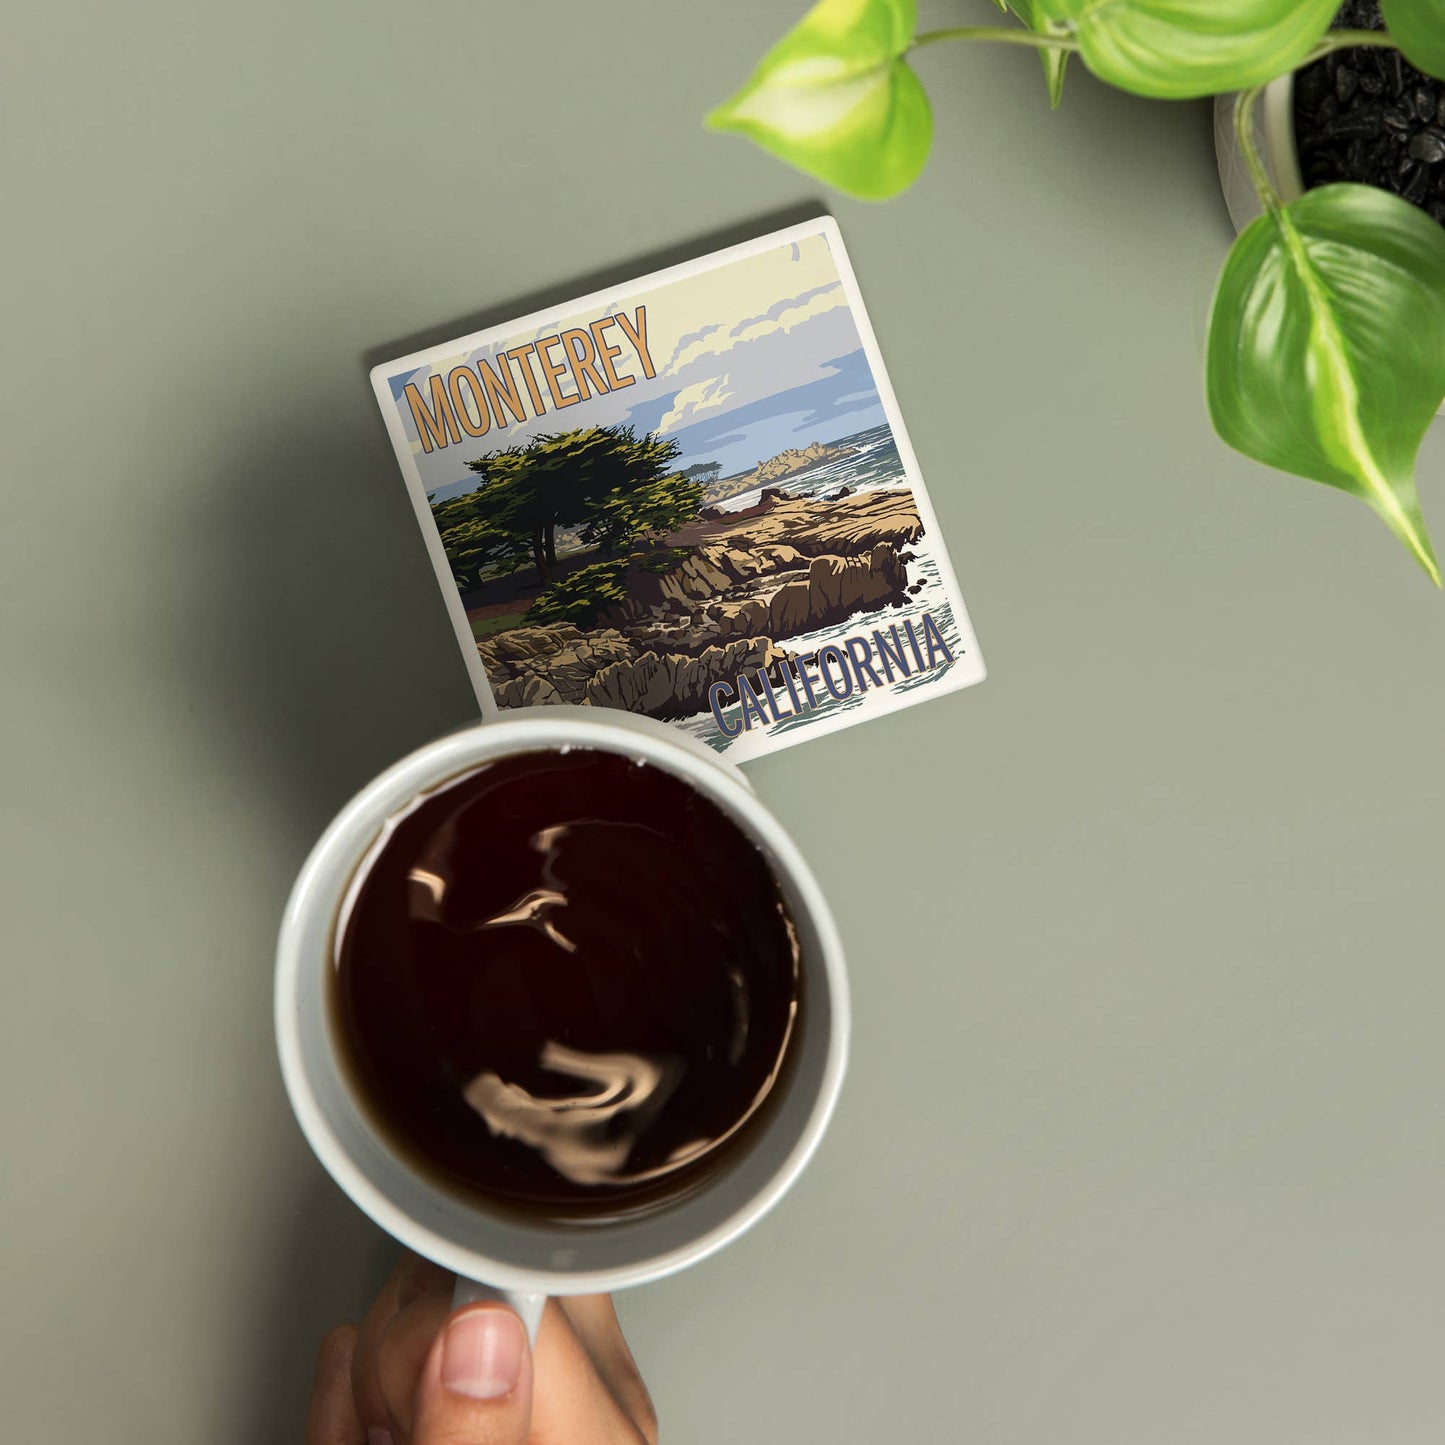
[331,748,801,1222]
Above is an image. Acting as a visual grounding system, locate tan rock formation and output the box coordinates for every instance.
[725,439,857,494]
[585,638,787,718]
[475,489,924,723]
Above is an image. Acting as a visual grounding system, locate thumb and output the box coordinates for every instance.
[411,1303,533,1445]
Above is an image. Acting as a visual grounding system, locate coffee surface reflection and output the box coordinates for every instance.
[331,748,801,1221]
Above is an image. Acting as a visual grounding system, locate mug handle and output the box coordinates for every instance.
[451,1276,547,1344]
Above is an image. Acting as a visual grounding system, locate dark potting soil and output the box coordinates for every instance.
[1294,0,1445,225]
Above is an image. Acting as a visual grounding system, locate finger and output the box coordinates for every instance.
[529,1301,650,1445]
[372,1293,655,1445]
[374,1289,453,1439]
[353,1253,454,1436]
[306,1325,364,1445]
[558,1296,658,1442]
[411,1304,533,1445]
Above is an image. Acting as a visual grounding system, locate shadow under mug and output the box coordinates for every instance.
[274,706,849,1337]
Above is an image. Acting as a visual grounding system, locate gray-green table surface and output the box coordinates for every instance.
[5,2,1444,1440]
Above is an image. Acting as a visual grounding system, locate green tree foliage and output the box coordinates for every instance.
[578,471,707,555]
[526,547,694,627]
[444,425,701,585]
[524,558,634,627]
[428,501,529,593]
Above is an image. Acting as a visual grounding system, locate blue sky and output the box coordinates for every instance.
[618,345,883,480]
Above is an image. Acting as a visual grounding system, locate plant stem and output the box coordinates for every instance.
[912,26,1079,55]
[1234,85,1279,217]
[1231,26,1393,216]
[1305,28,1399,63]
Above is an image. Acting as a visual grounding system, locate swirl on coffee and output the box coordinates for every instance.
[330,749,801,1221]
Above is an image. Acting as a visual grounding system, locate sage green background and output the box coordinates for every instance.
[3,2,1443,1441]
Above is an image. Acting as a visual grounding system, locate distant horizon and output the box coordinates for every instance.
[426,408,889,504]
[694,416,893,487]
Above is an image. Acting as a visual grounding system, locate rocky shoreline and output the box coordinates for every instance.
[700,438,857,507]
[479,488,924,718]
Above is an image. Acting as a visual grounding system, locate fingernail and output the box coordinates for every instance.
[441,1308,526,1400]
[366,1430,395,1445]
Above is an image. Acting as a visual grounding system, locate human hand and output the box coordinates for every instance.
[306,1252,658,1445]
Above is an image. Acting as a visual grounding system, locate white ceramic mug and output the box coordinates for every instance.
[274,706,849,1339]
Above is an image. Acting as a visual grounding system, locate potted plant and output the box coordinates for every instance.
[1218,2,1445,237]
[707,0,1445,586]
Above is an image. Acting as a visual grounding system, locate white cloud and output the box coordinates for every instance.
[659,374,733,434]
[659,322,724,376]
[663,283,846,376]
[396,232,856,493]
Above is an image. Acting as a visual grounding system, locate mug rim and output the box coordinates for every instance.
[274,706,849,1294]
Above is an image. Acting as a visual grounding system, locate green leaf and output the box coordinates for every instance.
[1006,0,1069,105]
[706,0,931,200]
[1042,0,1338,100]
[1206,184,1445,585]
[1380,0,1445,83]
[1039,42,1069,107]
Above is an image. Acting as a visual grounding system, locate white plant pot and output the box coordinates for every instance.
[1213,74,1304,233]
[1214,73,1445,417]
